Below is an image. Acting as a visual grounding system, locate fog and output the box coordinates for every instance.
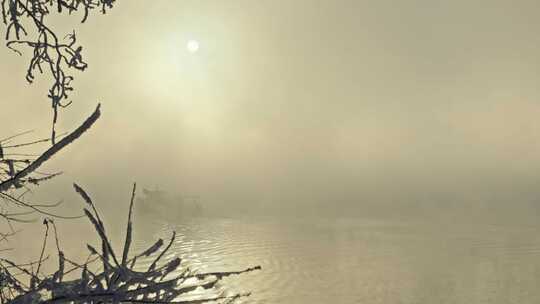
[2,0,540,221]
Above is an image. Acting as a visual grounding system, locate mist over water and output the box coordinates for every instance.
[4,0,540,215]
[3,0,540,303]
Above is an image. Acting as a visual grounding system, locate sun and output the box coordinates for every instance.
[187,40,200,53]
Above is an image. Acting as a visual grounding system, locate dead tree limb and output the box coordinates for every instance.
[0,104,100,193]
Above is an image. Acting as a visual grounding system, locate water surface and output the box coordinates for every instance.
[132,216,540,304]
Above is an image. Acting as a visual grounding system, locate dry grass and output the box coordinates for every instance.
[0,183,261,304]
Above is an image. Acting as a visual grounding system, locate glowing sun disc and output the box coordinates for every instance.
[187,40,200,53]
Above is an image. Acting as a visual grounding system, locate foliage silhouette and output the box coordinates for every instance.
[0,183,260,304]
[2,0,116,142]
[0,108,262,303]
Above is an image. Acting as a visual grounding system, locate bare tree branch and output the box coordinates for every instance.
[0,104,100,193]
[2,0,116,142]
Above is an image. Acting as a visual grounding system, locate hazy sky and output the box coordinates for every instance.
[2,0,540,214]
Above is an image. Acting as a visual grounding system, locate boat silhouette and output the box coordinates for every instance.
[135,188,203,220]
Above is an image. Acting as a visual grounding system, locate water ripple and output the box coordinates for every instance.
[131,217,540,304]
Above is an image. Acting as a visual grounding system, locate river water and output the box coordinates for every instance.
[131,216,540,304]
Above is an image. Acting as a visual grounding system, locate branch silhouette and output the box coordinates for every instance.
[2,0,116,142]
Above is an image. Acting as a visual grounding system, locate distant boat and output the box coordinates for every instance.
[135,188,203,220]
